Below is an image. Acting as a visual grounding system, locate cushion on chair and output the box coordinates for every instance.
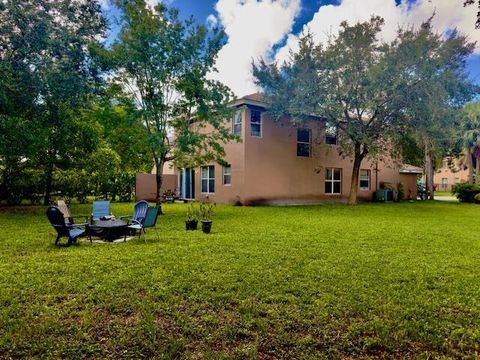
[69,228,85,240]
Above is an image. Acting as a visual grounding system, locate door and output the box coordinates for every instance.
[181,168,195,199]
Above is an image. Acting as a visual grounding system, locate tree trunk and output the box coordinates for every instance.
[424,142,434,200]
[467,148,474,184]
[348,147,364,205]
[155,159,164,206]
[44,149,56,205]
[476,155,480,184]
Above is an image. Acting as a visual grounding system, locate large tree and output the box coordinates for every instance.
[254,17,477,204]
[100,0,236,203]
[393,21,477,199]
[460,102,480,184]
[0,0,107,204]
[254,17,412,204]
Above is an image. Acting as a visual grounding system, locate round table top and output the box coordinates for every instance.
[92,219,127,228]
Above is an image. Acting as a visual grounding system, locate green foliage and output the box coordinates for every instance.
[1,202,480,358]
[99,0,236,201]
[0,0,107,204]
[186,202,200,221]
[451,182,480,202]
[199,200,215,221]
[253,17,477,204]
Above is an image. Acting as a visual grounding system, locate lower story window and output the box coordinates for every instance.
[325,168,341,194]
[359,169,370,191]
[223,165,231,185]
[201,166,215,193]
[441,178,448,189]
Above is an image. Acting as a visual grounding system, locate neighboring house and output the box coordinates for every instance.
[434,156,471,192]
[136,93,420,204]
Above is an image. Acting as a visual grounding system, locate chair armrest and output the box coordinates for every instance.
[69,223,88,229]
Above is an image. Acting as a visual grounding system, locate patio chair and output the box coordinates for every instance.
[46,206,87,245]
[128,206,160,242]
[119,200,148,227]
[56,200,89,225]
[91,200,112,223]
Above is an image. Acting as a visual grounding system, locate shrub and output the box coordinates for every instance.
[451,182,480,203]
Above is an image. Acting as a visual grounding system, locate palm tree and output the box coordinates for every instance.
[460,103,480,184]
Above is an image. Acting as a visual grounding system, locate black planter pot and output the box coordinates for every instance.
[185,220,198,231]
[201,220,212,234]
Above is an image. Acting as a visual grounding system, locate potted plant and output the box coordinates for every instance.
[199,201,215,234]
[185,202,199,230]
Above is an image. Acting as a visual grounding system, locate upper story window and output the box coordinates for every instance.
[297,128,311,157]
[359,169,370,191]
[223,165,231,185]
[201,165,215,193]
[232,110,242,137]
[325,125,338,145]
[250,109,262,137]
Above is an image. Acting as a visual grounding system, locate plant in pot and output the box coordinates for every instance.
[199,201,215,234]
[185,202,199,230]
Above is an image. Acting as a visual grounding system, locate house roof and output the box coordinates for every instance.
[400,164,423,174]
[233,93,267,108]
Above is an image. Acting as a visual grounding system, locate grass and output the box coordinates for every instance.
[434,191,453,197]
[1,201,480,359]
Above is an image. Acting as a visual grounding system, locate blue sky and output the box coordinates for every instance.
[104,0,480,96]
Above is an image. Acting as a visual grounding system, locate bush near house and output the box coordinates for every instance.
[451,182,480,202]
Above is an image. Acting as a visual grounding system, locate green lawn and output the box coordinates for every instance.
[434,191,453,197]
[1,202,479,359]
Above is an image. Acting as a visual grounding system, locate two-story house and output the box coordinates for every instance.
[136,93,420,204]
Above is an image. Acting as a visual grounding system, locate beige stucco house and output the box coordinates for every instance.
[434,156,471,192]
[136,94,420,204]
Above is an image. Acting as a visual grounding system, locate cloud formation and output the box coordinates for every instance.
[209,0,301,96]
[276,0,480,63]
[210,0,480,96]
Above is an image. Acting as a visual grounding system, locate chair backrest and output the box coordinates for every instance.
[56,200,71,221]
[143,206,160,228]
[92,200,111,220]
[46,207,68,235]
[133,200,148,223]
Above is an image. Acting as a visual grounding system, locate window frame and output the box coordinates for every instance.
[223,165,231,186]
[296,128,311,158]
[441,177,448,189]
[232,110,242,137]
[250,109,262,138]
[325,125,338,145]
[359,169,371,191]
[325,167,342,195]
[201,165,215,194]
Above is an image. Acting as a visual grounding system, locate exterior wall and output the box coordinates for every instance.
[434,158,469,192]
[189,107,414,204]
[188,110,246,204]
[400,173,418,199]
[135,173,177,202]
[136,105,418,205]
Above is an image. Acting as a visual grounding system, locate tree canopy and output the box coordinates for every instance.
[253,16,477,204]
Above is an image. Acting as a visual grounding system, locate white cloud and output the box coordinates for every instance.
[207,14,218,28]
[209,0,301,96]
[275,0,480,64]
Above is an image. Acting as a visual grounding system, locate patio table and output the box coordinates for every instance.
[88,219,128,242]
